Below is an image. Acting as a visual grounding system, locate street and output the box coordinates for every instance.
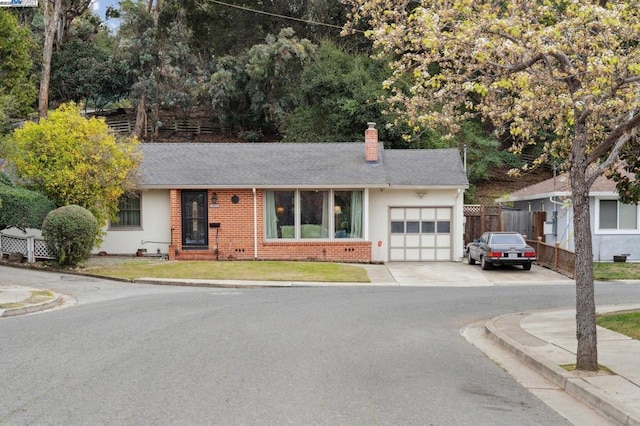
[1,266,639,425]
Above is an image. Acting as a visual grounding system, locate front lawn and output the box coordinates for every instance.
[597,310,640,340]
[593,262,640,281]
[83,260,371,283]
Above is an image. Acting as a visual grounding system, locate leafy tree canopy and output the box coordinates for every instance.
[2,102,141,241]
[50,14,131,109]
[160,0,369,58]
[346,0,640,371]
[209,28,317,137]
[0,10,37,121]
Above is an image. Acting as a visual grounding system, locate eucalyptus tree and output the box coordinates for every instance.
[346,0,640,371]
[50,14,130,109]
[161,0,368,59]
[116,0,204,137]
[0,10,37,132]
[208,28,316,138]
[39,0,93,117]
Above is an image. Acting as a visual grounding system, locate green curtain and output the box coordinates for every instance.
[351,190,363,238]
[265,191,278,238]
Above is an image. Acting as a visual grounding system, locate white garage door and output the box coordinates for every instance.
[389,207,452,261]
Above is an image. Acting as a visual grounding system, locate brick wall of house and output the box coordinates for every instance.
[169,188,372,262]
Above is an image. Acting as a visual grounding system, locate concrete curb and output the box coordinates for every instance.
[485,313,640,426]
[0,294,64,318]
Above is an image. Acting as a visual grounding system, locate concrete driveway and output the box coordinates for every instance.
[385,262,574,286]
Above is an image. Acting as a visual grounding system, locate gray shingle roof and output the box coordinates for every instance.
[138,142,468,189]
[383,149,468,186]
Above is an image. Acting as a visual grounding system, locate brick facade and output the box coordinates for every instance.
[168,188,372,262]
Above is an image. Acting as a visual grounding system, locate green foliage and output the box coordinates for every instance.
[115,1,206,131]
[208,28,316,135]
[0,10,37,125]
[0,171,12,187]
[160,0,369,58]
[281,41,394,143]
[51,15,131,108]
[459,121,521,182]
[2,102,140,241]
[0,174,56,230]
[42,205,98,268]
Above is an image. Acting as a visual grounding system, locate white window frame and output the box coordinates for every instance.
[265,189,364,241]
[110,193,142,229]
[594,197,640,234]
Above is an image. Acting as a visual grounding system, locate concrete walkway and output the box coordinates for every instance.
[0,262,638,424]
[481,305,640,426]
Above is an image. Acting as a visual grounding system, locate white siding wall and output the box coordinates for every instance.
[368,188,465,262]
[96,190,171,256]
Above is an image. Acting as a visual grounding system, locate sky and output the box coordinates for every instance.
[91,0,120,31]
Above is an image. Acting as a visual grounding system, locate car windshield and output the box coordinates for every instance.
[490,234,525,245]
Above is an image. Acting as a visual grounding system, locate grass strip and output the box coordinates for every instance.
[84,260,371,283]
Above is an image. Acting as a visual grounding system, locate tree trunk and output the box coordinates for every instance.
[570,121,598,371]
[39,0,63,118]
[133,93,147,138]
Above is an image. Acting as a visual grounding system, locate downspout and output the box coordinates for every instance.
[253,188,258,259]
[549,196,563,239]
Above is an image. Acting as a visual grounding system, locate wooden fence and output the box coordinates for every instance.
[104,118,224,135]
[464,205,546,244]
[463,205,502,245]
[527,237,575,278]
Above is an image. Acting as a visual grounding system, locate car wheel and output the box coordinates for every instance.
[467,251,476,265]
[481,256,491,270]
[523,262,532,271]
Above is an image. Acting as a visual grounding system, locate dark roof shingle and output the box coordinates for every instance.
[138,142,468,189]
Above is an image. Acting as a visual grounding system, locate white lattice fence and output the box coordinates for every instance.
[0,233,54,263]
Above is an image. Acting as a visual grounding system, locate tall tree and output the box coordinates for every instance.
[2,102,140,241]
[346,0,640,370]
[161,0,368,59]
[0,10,37,132]
[50,14,131,109]
[208,28,316,138]
[38,0,93,117]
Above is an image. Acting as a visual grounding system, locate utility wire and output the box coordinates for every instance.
[208,0,363,33]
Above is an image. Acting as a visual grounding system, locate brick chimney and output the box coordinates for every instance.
[365,122,378,162]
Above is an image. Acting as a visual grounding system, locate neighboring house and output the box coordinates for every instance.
[499,171,639,262]
[98,124,469,263]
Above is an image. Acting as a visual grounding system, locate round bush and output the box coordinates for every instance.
[42,205,98,268]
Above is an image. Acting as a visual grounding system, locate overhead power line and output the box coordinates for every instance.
[208,0,363,33]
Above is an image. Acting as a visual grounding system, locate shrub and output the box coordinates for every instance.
[42,205,98,267]
[0,183,56,230]
[0,171,13,187]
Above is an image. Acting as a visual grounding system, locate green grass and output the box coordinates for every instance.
[560,364,613,373]
[596,310,640,340]
[83,260,371,283]
[593,262,640,280]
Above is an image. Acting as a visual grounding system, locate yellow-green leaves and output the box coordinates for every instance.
[343,0,640,156]
[4,102,140,242]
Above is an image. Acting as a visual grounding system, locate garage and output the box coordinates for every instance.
[389,207,452,261]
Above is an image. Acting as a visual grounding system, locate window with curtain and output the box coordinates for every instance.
[266,191,295,239]
[113,194,141,227]
[598,199,639,231]
[300,191,329,238]
[334,190,363,238]
[265,190,363,240]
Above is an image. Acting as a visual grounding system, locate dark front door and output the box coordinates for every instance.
[182,191,208,247]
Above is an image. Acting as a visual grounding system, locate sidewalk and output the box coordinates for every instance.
[484,305,640,426]
[0,286,64,318]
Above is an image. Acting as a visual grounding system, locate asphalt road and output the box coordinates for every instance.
[1,267,639,425]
